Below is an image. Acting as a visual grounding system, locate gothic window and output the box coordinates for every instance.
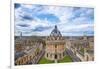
[47,53,48,57]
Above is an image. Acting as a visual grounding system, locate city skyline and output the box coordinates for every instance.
[15,3,94,36]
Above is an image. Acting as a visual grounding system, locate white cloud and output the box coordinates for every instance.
[58,23,94,35]
[38,6,74,24]
[15,4,94,36]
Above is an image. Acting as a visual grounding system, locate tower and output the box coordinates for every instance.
[45,25,66,62]
[83,31,87,40]
[20,32,22,39]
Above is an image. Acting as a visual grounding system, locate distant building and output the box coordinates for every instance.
[20,32,22,39]
[45,25,66,62]
[15,36,44,65]
[69,35,94,61]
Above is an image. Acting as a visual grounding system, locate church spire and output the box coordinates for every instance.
[83,31,87,40]
[20,32,22,39]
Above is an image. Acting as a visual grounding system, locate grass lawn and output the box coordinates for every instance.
[38,57,54,64]
[38,55,72,64]
[58,56,73,63]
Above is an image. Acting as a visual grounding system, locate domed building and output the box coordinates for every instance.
[45,25,66,62]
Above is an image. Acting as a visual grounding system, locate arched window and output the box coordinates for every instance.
[55,44,57,48]
[47,53,48,57]
[55,54,57,59]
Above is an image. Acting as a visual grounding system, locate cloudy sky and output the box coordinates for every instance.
[14,3,94,36]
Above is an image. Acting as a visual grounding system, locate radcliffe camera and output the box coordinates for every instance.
[14,3,94,65]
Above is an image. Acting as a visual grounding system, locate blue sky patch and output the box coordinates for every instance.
[15,4,94,36]
[36,13,60,23]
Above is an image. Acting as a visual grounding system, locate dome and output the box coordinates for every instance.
[50,25,62,37]
[47,25,63,40]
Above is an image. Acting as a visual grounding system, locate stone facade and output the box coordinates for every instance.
[45,26,66,62]
[69,36,94,61]
[15,37,44,65]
